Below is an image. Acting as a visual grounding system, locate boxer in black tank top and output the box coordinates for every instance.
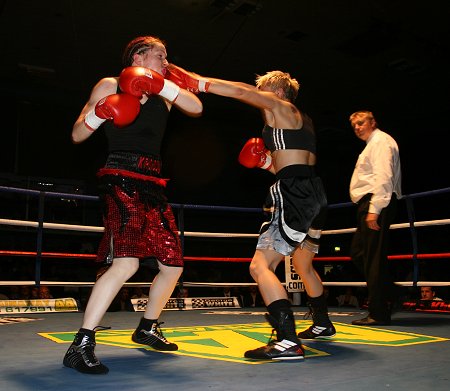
[183,69,336,360]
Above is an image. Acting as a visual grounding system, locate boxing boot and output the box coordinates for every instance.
[63,327,109,374]
[298,294,336,339]
[245,302,304,361]
[132,317,178,351]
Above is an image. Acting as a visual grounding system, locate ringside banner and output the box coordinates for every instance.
[131,297,241,311]
[284,255,305,292]
[0,298,78,314]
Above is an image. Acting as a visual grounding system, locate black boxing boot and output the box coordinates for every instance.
[298,294,336,339]
[132,317,178,351]
[63,327,109,374]
[245,300,304,361]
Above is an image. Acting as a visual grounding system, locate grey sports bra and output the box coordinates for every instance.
[262,114,316,154]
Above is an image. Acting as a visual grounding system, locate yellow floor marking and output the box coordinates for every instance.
[38,321,448,364]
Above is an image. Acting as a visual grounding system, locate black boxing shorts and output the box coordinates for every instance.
[257,164,327,255]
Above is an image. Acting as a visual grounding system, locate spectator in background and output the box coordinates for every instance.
[336,287,359,308]
[420,286,443,301]
[30,287,40,300]
[242,285,264,308]
[223,286,232,297]
[177,287,189,298]
[8,286,21,300]
[19,286,31,300]
[131,287,147,299]
[39,286,53,299]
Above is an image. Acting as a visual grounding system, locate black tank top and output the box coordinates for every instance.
[103,95,169,157]
[262,113,316,154]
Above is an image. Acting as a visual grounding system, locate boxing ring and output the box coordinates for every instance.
[0,184,449,289]
[0,184,449,391]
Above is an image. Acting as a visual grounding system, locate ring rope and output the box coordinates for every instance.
[1,185,449,289]
[2,185,449,204]
[1,250,450,262]
[0,280,449,287]
[1,218,449,236]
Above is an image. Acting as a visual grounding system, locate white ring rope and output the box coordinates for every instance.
[1,218,449,287]
[0,280,449,287]
[1,218,449,236]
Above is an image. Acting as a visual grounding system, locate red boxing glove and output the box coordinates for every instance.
[119,66,180,102]
[84,94,140,131]
[166,64,210,94]
[238,138,273,170]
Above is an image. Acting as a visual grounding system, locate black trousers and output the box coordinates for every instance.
[350,194,397,321]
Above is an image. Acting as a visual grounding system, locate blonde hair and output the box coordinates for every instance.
[255,70,300,103]
[122,36,166,67]
[349,110,376,124]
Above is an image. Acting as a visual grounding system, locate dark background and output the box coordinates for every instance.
[0,0,449,298]
[1,0,449,259]
[1,0,449,206]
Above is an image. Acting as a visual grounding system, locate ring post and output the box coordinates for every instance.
[35,191,46,287]
[405,196,419,287]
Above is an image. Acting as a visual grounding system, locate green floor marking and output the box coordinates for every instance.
[38,320,448,364]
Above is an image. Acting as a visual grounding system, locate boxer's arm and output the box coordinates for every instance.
[207,78,279,111]
[169,88,203,117]
[165,64,282,112]
[120,66,203,116]
[84,93,140,129]
[166,64,210,94]
[72,77,117,144]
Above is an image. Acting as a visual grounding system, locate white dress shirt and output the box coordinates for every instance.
[350,128,402,215]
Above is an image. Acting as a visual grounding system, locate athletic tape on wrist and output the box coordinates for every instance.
[84,109,106,131]
[199,79,210,93]
[159,80,180,102]
[261,154,273,170]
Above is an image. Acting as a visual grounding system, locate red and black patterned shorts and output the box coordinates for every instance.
[96,152,183,267]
